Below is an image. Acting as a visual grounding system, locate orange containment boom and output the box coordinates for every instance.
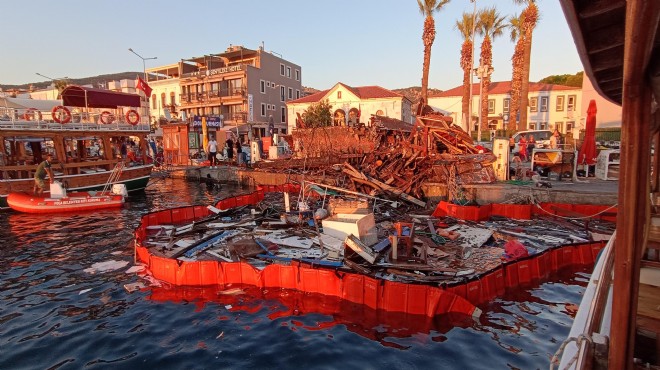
[134,184,611,318]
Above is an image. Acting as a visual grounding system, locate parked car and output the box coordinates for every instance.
[510,130,553,150]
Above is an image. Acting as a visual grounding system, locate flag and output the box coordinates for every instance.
[136,77,152,97]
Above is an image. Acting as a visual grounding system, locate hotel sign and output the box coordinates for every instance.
[191,115,223,128]
[183,65,243,78]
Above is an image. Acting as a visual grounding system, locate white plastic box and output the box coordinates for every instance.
[322,213,378,246]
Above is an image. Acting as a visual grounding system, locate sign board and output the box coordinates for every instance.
[248,94,254,122]
[191,115,223,128]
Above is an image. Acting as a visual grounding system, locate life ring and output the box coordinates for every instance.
[125,110,140,125]
[100,111,115,124]
[51,106,72,124]
[23,108,42,121]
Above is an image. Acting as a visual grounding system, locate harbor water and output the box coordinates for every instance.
[0,178,590,369]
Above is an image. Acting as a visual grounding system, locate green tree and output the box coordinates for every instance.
[455,12,476,130]
[418,0,451,105]
[302,99,333,128]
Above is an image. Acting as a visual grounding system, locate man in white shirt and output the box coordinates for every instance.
[207,136,218,168]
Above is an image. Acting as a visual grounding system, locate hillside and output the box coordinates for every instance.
[2,72,441,105]
[0,72,142,91]
[393,86,443,103]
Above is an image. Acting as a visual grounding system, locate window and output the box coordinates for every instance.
[376,110,384,116]
[267,81,271,88]
[170,92,176,105]
[530,97,538,112]
[488,99,495,114]
[288,88,293,100]
[281,107,286,123]
[280,86,285,102]
[539,122,547,129]
[566,121,575,133]
[296,90,300,99]
[260,80,266,94]
[529,122,536,130]
[503,98,510,113]
[280,128,287,134]
[286,67,291,78]
[567,95,576,111]
[295,69,300,81]
[280,63,285,76]
[555,122,563,132]
[540,97,548,112]
[260,103,266,117]
[556,96,565,111]
[152,94,157,109]
[337,91,342,99]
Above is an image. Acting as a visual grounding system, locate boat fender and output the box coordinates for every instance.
[52,106,72,124]
[100,111,115,124]
[112,184,128,197]
[125,110,140,125]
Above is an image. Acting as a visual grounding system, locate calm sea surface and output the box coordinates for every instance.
[0,178,589,370]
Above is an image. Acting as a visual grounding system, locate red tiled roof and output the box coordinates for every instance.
[429,81,580,98]
[288,83,409,104]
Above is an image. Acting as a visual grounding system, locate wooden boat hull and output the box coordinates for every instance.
[0,164,152,209]
[7,191,124,214]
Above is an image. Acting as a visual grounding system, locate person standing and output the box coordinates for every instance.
[207,136,218,168]
[235,141,243,166]
[527,134,536,158]
[550,129,560,149]
[33,153,54,196]
[225,136,234,162]
[518,134,528,161]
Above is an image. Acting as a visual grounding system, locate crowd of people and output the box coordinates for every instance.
[206,135,249,168]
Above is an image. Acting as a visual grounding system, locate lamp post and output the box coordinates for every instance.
[467,0,477,136]
[474,64,494,142]
[128,48,157,81]
[36,73,69,99]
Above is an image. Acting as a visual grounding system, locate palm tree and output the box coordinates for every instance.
[515,0,539,131]
[418,0,451,106]
[477,7,507,133]
[508,13,524,131]
[455,12,476,129]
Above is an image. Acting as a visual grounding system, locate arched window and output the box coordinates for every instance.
[161,93,166,107]
[151,94,157,109]
[170,92,176,106]
[333,109,346,126]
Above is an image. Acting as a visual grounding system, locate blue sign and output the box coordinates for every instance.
[191,115,223,128]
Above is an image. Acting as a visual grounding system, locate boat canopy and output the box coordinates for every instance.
[0,96,62,111]
[61,85,141,109]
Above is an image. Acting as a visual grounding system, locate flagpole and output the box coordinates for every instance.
[128,48,157,125]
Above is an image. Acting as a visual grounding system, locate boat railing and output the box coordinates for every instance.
[554,232,615,369]
[0,108,150,131]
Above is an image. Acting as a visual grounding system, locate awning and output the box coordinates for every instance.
[61,85,141,109]
[0,96,62,111]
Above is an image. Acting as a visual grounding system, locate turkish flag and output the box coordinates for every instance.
[136,77,152,97]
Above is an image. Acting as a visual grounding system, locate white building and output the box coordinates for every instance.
[144,63,181,123]
[286,82,412,133]
[428,81,582,135]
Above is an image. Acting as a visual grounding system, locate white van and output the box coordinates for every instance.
[510,130,553,150]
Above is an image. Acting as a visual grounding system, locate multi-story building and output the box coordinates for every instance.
[147,44,302,142]
[428,81,582,135]
[144,64,181,124]
[286,82,413,133]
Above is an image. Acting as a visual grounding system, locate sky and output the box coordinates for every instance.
[0,0,584,91]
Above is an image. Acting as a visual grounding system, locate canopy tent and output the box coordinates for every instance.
[61,85,141,109]
[0,96,62,111]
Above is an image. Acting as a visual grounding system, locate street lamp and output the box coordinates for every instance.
[35,72,69,82]
[128,48,157,81]
[467,0,477,136]
[474,64,494,142]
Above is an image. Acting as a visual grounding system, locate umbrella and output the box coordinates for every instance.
[578,99,598,168]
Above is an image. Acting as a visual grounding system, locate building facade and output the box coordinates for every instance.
[286,82,413,133]
[428,81,583,135]
[147,44,302,141]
